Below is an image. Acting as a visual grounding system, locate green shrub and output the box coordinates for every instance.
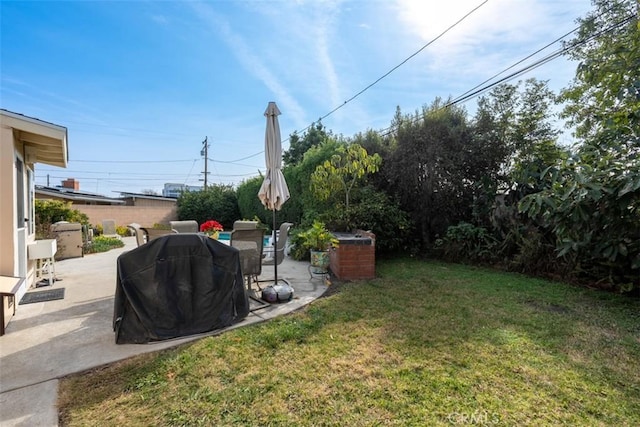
[436,222,498,263]
[92,224,132,237]
[319,187,413,254]
[35,200,89,239]
[84,236,124,254]
[177,185,240,230]
[288,227,309,261]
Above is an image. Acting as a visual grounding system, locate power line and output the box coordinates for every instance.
[43,4,622,190]
[72,159,197,164]
[36,172,261,182]
[36,169,196,177]
[316,1,489,123]
[451,26,582,104]
[41,1,488,175]
[67,151,264,165]
[376,11,636,137]
[283,0,489,143]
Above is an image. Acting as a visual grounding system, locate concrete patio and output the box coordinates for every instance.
[0,236,326,426]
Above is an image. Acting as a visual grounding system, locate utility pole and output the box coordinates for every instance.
[201,137,209,189]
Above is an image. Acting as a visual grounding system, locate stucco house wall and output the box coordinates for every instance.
[0,110,68,302]
[0,126,19,276]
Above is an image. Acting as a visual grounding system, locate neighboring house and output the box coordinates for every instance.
[0,109,68,299]
[35,182,125,206]
[118,191,178,208]
[36,185,178,228]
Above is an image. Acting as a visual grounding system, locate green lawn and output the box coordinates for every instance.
[59,258,640,426]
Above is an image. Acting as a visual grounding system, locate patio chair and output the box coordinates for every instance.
[256,222,293,289]
[127,223,147,247]
[170,220,198,233]
[262,222,293,267]
[232,220,258,230]
[230,228,265,291]
[141,227,177,241]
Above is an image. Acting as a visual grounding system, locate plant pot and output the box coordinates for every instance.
[310,249,330,274]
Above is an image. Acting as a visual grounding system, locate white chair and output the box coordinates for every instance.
[262,222,293,267]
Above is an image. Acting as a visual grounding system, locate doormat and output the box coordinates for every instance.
[19,288,65,305]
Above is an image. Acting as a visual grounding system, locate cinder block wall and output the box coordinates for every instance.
[73,205,178,228]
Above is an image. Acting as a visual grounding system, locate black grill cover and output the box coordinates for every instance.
[113,234,249,344]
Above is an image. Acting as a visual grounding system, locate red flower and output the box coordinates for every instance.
[200,220,223,233]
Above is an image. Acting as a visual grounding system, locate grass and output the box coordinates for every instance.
[58,258,640,426]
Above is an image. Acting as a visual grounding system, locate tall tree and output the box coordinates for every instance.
[283,122,331,166]
[560,0,639,149]
[475,79,563,196]
[521,0,640,290]
[510,79,565,196]
[310,143,381,210]
[386,99,474,246]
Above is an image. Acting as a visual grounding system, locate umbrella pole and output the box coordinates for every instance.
[272,208,277,286]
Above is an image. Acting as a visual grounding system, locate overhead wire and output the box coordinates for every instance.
[314,1,489,124]
[376,10,637,138]
[45,3,629,190]
[283,0,489,142]
[47,2,488,188]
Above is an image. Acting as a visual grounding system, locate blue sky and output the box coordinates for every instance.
[1,0,593,196]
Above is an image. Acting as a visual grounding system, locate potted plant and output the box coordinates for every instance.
[200,219,224,239]
[298,220,339,274]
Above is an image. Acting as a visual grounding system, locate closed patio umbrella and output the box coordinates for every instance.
[258,101,290,286]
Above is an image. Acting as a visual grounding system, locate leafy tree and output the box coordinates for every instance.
[474,79,564,197]
[469,92,514,227]
[470,80,564,270]
[350,129,396,192]
[509,79,565,196]
[319,186,413,254]
[284,137,344,226]
[176,184,240,230]
[283,122,331,166]
[385,99,477,247]
[559,0,639,148]
[520,1,640,291]
[310,143,381,210]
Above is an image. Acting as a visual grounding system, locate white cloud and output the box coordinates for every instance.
[151,14,168,25]
[188,1,307,128]
[390,0,592,98]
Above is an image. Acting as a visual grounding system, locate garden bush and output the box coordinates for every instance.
[34,200,89,239]
[436,222,498,263]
